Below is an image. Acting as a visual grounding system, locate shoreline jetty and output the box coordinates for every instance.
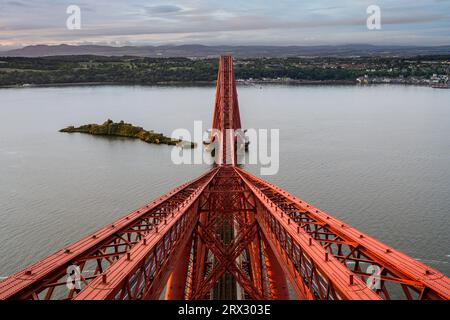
[60,119,195,148]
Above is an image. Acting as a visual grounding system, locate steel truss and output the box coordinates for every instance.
[1,56,449,300]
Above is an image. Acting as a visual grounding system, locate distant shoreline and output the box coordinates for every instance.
[0,80,438,89]
[0,81,215,89]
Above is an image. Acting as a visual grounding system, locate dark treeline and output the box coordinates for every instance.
[0,55,449,86]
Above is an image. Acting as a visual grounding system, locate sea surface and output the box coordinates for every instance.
[0,84,449,279]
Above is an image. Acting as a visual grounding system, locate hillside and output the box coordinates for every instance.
[3,44,450,58]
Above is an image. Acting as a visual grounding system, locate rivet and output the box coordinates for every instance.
[349,274,354,285]
[102,274,107,284]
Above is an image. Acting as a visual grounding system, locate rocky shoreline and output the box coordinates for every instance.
[1,79,444,89]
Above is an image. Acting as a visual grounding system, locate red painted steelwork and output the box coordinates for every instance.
[211,56,241,166]
[0,55,449,300]
[236,167,450,300]
[0,168,218,300]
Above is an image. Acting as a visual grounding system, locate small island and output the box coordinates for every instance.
[60,119,195,148]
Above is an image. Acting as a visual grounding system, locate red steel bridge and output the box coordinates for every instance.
[1,56,449,300]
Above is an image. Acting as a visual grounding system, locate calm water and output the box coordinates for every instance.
[0,84,449,278]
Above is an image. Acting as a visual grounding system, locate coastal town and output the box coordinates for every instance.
[1,55,449,87]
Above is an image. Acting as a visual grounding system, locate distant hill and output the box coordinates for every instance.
[2,44,450,58]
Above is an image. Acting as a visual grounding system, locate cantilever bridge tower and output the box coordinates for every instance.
[0,56,449,300]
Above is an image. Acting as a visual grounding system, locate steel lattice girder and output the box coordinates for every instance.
[73,169,219,300]
[73,166,282,300]
[235,167,450,300]
[0,168,219,300]
[187,166,266,300]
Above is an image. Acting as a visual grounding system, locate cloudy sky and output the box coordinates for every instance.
[0,0,449,49]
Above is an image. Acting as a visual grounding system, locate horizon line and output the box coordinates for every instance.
[2,43,450,50]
